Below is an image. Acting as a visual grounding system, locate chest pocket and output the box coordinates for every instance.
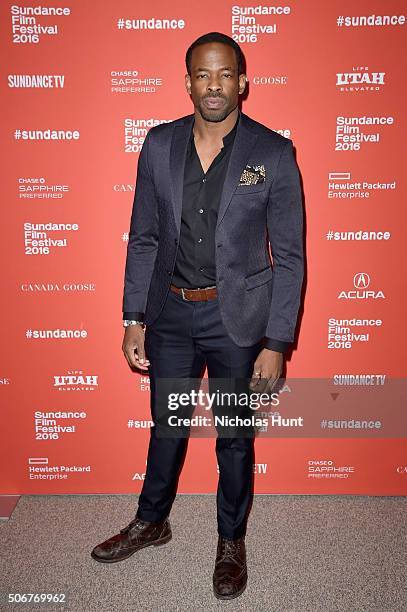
[234,181,267,195]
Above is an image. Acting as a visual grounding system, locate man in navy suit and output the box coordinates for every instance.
[92,31,304,601]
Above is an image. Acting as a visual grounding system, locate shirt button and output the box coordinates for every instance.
[202,177,206,183]
[198,208,204,214]
[198,238,203,243]
[199,267,204,272]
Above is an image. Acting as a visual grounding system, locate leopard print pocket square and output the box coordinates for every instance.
[238,164,266,186]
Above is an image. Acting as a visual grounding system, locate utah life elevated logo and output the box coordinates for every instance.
[53,370,98,391]
[338,273,385,300]
[336,66,385,93]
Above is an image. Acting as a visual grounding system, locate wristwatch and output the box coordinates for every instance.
[123,320,144,328]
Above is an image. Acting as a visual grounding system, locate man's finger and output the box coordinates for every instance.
[249,366,262,388]
[250,375,268,393]
[124,348,150,371]
[134,356,150,370]
[249,372,261,389]
[135,343,150,366]
[137,343,146,364]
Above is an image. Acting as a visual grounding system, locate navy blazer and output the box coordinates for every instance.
[123,111,304,349]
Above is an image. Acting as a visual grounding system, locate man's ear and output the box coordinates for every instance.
[185,73,191,94]
[239,73,247,95]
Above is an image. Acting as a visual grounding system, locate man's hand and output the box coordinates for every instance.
[122,325,150,370]
[249,348,283,393]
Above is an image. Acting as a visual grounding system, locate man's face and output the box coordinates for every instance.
[185,42,246,123]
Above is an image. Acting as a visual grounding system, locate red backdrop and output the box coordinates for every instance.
[1,0,406,495]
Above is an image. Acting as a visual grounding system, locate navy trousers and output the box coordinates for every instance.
[136,287,263,539]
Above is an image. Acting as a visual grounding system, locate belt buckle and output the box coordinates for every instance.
[181,287,191,301]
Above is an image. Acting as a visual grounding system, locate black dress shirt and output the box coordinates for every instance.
[171,113,238,288]
[124,113,290,354]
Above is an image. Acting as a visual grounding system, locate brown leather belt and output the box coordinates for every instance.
[170,283,217,301]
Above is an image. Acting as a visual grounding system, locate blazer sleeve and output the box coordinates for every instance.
[122,129,159,315]
[265,139,304,344]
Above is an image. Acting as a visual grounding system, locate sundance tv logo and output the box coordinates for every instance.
[333,373,386,386]
[216,463,268,474]
[8,74,65,88]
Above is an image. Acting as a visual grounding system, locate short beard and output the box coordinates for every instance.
[197,101,231,123]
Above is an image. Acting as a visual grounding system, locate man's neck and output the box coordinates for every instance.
[193,107,239,144]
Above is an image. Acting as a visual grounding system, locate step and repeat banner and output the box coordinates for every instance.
[1,1,406,495]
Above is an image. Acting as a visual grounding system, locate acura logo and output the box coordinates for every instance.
[353,272,370,289]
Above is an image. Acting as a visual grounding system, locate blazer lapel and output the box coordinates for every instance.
[216,112,258,228]
[169,114,194,235]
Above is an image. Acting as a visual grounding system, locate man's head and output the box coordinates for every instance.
[185,32,247,123]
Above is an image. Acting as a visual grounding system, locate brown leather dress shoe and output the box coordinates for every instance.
[91,516,172,563]
[212,535,247,600]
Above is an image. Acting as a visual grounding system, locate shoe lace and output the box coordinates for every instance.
[218,538,241,563]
